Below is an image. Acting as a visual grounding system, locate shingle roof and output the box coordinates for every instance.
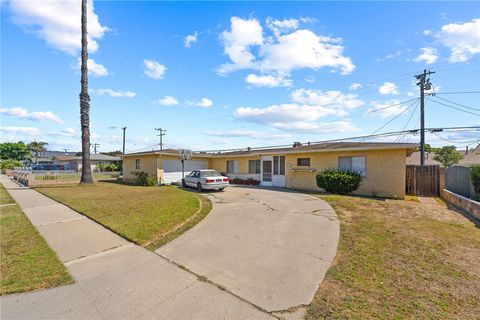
[54,154,121,161]
[123,142,418,158]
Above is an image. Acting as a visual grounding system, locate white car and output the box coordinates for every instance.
[182,169,229,192]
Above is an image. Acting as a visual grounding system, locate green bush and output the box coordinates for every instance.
[471,165,480,196]
[97,163,119,172]
[0,159,23,170]
[316,168,362,195]
[231,177,260,185]
[134,171,156,186]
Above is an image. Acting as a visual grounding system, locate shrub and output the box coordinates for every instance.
[230,177,260,185]
[0,159,23,170]
[471,165,480,196]
[97,163,118,172]
[134,171,156,186]
[316,168,362,195]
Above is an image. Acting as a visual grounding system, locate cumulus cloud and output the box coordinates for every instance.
[367,100,409,118]
[290,88,364,110]
[437,18,480,62]
[187,98,213,108]
[0,107,63,124]
[0,126,40,136]
[414,47,439,64]
[378,82,399,95]
[184,31,198,48]
[144,59,166,79]
[218,16,354,79]
[94,89,136,98]
[349,83,362,90]
[245,73,292,87]
[48,127,77,137]
[74,58,109,76]
[157,96,179,106]
[9,0,108,55]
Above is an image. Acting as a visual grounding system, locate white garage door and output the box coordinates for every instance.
[163,160,208,184]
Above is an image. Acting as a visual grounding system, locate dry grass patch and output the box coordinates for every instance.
[1,184,72,295]
[36,182,211,250]
[306,195,480,320]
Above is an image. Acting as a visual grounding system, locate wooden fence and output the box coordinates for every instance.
[406,165,440,196]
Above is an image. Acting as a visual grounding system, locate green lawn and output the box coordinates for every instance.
[35,182,211,250]
[306,195,480,319]
[1,184,73,295]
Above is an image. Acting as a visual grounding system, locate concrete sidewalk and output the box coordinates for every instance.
[0,176,272,319]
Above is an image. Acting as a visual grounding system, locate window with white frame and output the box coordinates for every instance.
[135,159,141,170]
[248,160,260,174]
[338,156,366,177]
[226,160,238,173]
[273,156,285,175]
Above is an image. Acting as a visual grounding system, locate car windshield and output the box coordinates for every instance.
[200,170,221,177]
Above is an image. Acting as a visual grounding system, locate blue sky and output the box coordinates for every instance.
[1,1,479,153]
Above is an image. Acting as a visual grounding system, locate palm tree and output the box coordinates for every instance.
[79,0,93,183]
[27,140,48,164]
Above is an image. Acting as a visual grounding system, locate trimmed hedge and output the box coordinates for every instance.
[471,164,480,196]
[316,168,362,195]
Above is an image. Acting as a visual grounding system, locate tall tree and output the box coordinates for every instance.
[27,141,48,164]
[432,146,464,168]
[79,0,93,183]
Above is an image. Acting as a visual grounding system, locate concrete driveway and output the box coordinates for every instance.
[157,186,339,313]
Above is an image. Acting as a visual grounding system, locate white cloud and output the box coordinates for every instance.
[436,18,480,62]
[290,88,364,110]
[376,50,402,62]
[184,31,198,48]
[414,47,439,64]
[9,0,108,55]
[0,126,40,136]
[144,59,166,79]
[0,107,63,124]
[349,83,362,90]
[378,82,399,95]
[48,127,77,137]
[272,121,358,133]
[218,17,354,78]
[305,76,315,83]
[367,100,408,118]
[206,130,292,140]
[245,73,292,87]
[423,30,433,36]
[157,96,179,106]
[74,58,109,76]
[195,98,213,108]
[94,89,136,98]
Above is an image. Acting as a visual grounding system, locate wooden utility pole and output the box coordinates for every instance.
[415,69,435,166]
[91,143,100,154]
[121,127,127,155]
[155,128,166,150]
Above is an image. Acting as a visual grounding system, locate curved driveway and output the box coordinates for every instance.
[157,186,339,313]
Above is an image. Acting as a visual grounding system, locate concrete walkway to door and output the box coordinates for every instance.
[0,176,272,320]
[157,186,340,314]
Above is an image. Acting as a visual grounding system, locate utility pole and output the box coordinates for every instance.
[415,69,435,166]
[63,148,69,155]
[155,128,166,150]
[121,127,127,155]
[91,143,100,154]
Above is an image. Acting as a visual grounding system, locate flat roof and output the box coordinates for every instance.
[123,142,418,158]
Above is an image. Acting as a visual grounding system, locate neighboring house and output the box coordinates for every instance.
[407,144,479,167]
[53,154,121,171]
[123,142,417,198]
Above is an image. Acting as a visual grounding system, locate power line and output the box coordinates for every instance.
[155,128,166,150]
[432,95,479,112]
[396,99,420,142]
[427,97,480,116]
[435,91,480,95]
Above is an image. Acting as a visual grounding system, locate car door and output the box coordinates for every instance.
[185,171,198,187]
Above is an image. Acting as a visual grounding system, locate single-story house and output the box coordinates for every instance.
[123,142,417,198]
[53,154,122,171]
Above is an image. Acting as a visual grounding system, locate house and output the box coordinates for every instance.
[122,142,417,198]
[406,144,479,166]
[53,154,122,171]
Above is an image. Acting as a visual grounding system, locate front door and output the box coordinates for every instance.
[261,156,273,187]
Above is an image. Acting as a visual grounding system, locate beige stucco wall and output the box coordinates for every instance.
[210,156,260,176]
[284,149,407,198]
[123,154,160,184]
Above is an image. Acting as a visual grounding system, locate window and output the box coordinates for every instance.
[297,158,310,166]
[226,160,238,173]
[135,159,141,170]
[273,156,285,175]
[248,160,260,174]
[338,156,366,177]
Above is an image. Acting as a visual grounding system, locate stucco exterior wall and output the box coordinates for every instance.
[123,154,160,183]
[284,149,407,198]
[210,156,260,176]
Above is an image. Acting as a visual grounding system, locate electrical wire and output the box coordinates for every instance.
[426,98,480,116]
[434,91,480,95]
[432,95,480,112]
[396,99,420,142]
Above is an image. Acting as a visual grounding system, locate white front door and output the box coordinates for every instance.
[272,156,286,187]
[261,156,273,187]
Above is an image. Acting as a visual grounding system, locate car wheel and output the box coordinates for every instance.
[218,188,224,191]
[197,182,203,192]
[182,179,187,188]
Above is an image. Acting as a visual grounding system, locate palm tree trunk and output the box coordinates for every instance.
[80,0,93,183]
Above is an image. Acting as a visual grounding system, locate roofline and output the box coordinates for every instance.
[123,143,418,158]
